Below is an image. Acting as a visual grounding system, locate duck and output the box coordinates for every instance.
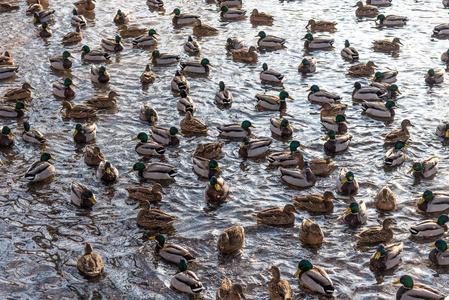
[52,78,75,99]
[355,1,378,17]
[320,102,348,120]
[49,51,73,71]
[425,69,444,85]
[96,161,118,183]
[171,71,190,92]
[357,218,394,245]
[441,49,449,63]
[293,190,335,214]
[217,0,242,7]
[267,141,305,167]
[225,38,244,51]
[260,63,283,83]
[177,90,196,114]
[361,101,397,119]
[22,121,45,144]
[4,82,33,101]
[371,82,401,99]
[306,19,337,31]
[370,242,403,271]
[250,9,273,25]
[374,185,397,211]
[25,0,40,14]
[71,9,86,27]
[385,119,413,144]
[366,0,392,6]
[184,36,201,55]
[205,176,229,201]
[230,46,258,63]
[376,14,408,26]
[410,215,449,237]
[436,121,449,138]
[409,156,438,179]
[113,10,129,25]
[192,157,221,179]
[373,38,402,52]
[62,26,82,44]
[74,0,95,12]
[125,183,163,203]
[139,104,158,123]
[84,145,105,166]
[0,126,14,147]
[171,259,204,295]
[341,40,359,60]
[270,118,292,138]
[219,6,246,20]
[0,51,13,65]
[344,201,368,226]
[372,71,398,83]
[352,82,387,100]
[149,234,195,264]
[135,200,176,229]
[324,130,351,153]
[0,102,28,118]
[268,266,292,300]
[256,31,285,49]
[321,115,348,134]
[79,46,110,62]
[133,132,165,156]
[73,123,97,144]
[239,137,272,158]
[171,8,200,26]
[194,142,225,159]
[295,260,334,295]
[216,278,246,300]
[394,275,446,300]
[215,81,233,105]
[118,25,147,38]
[132,29,158,47]
[24,152,55,182]
[299,217,323,246]
[348,61,377,76]
[307,85,341,104]
[385,141,407,166]
[77,244,103,277]
[418,190,449,213]
[0,66,19,79]
[90,65,110,84]
[280,162,317,188]
[71,181,96,208]
[146,0,164,9]
[217,120,254,138]
[33,10,55,24]
[129,162,177,180]
[61,101,97,119]
[254,203,297,226]
[151,126,181,146]
[39,22,52,38]
[217,225,244,254]
[85,91,119,109]
[180,111,208,134]
[256,91,292,111]
[337,168,359,195]
[101,35,123,52]
[192,20,219,36]
[298,58,317,74]
[429,240,449,266]
[180,58,212,74]
[302,33,334,50]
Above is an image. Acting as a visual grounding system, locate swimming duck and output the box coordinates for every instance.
[118,25,147,38]
[307,85,341,104]
[373,38,401,52]
[171,8,200,26]
[441,49,449,63]
[217,225,244,254]
[151,126,181,146]
[385,141,407,166]
[230,46,258,63]
[298,58,317,74]
[260,63,283,83]
[436,121,449,138]
[418,190,449,213]
[140,64,156,84]
[341,40,359,60]
[96,160,119,183]
[171,71,190,92]
[256,31,285,49]
[80,46,110,62]
[129,162,178,180]
[344,201,368,226]
[254,204,297,226]
[320,102,348,120]
[376,14,408,26]
[125,183,163,202]
[84,145,105,166]
[355,1,379,17]
[132,29,158,47]
[0,126,14,147]
[193,20,219,36]
[85,91,118,109]
[372,71,398,83]
[25,153,55,182]
[101,35,123,52]
[183,36,201,55]
[280,162,316,188]
[353,82,386,101]
[371,82,401,99]
[219,6,246,20]
[73,123,97,144]
[62,26,82,44]
[295,260,334,295]
[49,51,73,71]
[22,121,45,144]
[299,217,323,245]
[256,91,292,111]
[302,33,334,50]
[180,111,208,134]
[146,0,164,9]
[239,137,272,158]
[53,78,75,99]
[149,234,195,264]
[267,141,305,166]
[192,157,221,179]
[374,185,396,211]
[62,101,97,119]
[171,259,204,295]
[74,0,95,12]
[217,0,242,7]
[33,10,55,24]
[337,168,359,195]
[90,65,110,84]
[39,22,52,38]
[306,19,337,32]
[348,61,377,77]
[370,242,403,271]
[217,120,254,138]
[25,0,40,14]
[0,102,28,118]
[113,10,129,25]
[225,38,244,51]
[180,58,212,75]
[321,115,348,134]
[250,9,273,26]
[205,176,229,201]
[293,190,335,214]
[429,240,449,266]
[194,142,225,159]
[135,200,176,229]
[385,119,413,144]
[366,0,392,6]
[358,218,394,245]
[324,130,351,153]
[409,156,438,179]
[4,82,33,101]
[77,243,103,277]
[361,101,397,119]
[71,9,86,27]
[177,90,196,114]
[216,278,245,300]
[0,51,13,65]
[425,69,444,85]
[215,81,233,105]
[410,215,449,237]
[0,66,19,79]
[270,118,292,137]
[394,275,446,300]
[139,104,158,123]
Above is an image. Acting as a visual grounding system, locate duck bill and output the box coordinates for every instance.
[342,178,348,184]
[240,142,245,147]
[301,37,306,40]
[208,63,213,67]
[425,74,429,78]
[407,168,414,174]
[24,107,29,111]
[73,129,78,136]
[299,63,304,68]
[306,88,311,91]
[90,196,97,203]
[429,243,436,247]
[214,184,221,191]
[116,15,120,19]
[149,55,154,60]
[445,130,449,138]
[250,125,256,128]
[288,96,294,100]
[225,42,230,46]
[127,168,135,173]
[396,90,402,95]
[294,269,301,276]
[300,144,306,147]
[106,167,111,175]
[375,252,381,259]
[324,135,329,140]
[393,280,401,284]
[344,207,351,214]
[177,132,183,136]
[404,145,409,148]
[394,104,399,108]
[150,116,155,122]
[345,120,350,124]
[50,157,56,160]
[286,125,292,131]
[418,198,425,204]
[132,137,139,140]
[215,166,222,172]
[149,236,156,240]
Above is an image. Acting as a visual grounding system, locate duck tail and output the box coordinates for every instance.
[409,227,418,235]
[324,285,335,294]
[361,102,368,112]
[156,147,166,155]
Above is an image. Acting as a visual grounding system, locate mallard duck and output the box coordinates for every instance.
[260,63,283,83]
[132,29,158,47]
[324,130,351,153]
[180,58,212,75]
[192,157,221,179]
[205,176,229,201]
[194,142,225,159]
[418,190,449,213]
[79,45,110,62]
[355,1,378,17]
[84,145,105,166]
[230,46,258,63]
[352,82,387,101]
[410,215,449,237]
[280,162,316,188]
[151,126,181,146]
[135,200,176,229]
[217,0,242,7]
[129,162,177,180]
[307,85,341,104]
[171,8,200,26]
[133,132,165,156]
[24,152,55,182]
[215,81,233,105]
[436,121,449,138]
[385,141,407,166]
[254,203,297,226]
[61,101,97,119]
[320,102,348,120]
[118,25,147,38]
[239,136,272,158]
[376,14,408,26]
[62,26,82,44]
[77,244,103,277]
[26,0,41,14]
[225,37,244,51]
[0,51,13,65]
[149,234,195,264]
[268,266,292,300]
[0,102,28,118]
[366,0,392,6]
[85,91,119,109]
[372,71,398,83]
[49,51,73,71]
[139,104,158,123]
[302,33,334,50]
[256,31,285,49]
[71,9,86,27]
[96,160,118,183]
[73,123,97,144]
[385,119,413,144]
[441,49,449,63]
[293,190,335,214]
[344,201,368,226]
[141,64,156,83]
[299,218,323,245]
[373,38,401,52]
[256,91,292,111]
[362,101,397,119]
[193,20,219,36]
[348,61,377,77]
[219,6,246,20]
[171,259,204,295]
[74,0,95,12]
[217,225,244,254]
[306,19,337,32]
[183,36,201,55]
[337,168,359,195]
[267,140,305,167]
[101,35,123,52]
[33,10,55,24]
[113,10,129,25]
[90,65,110,84]
[180,111,208,133]
[0,126,14,147]
[425,69,444,85]
[298,58,316,74]
[171,70,190,92]
[177,90,195,114]
[341,40,359,60]
[4,82,33,101]
[39,22,52,38]
[357,218,394,245]
[374,185,396,211]
[22,121,45,144]
[270,118,292,137]
[71,181,96,208]
[295,260,334,295]
[409,156,438,179]
[52,78,75,99]
[394,275,446,300]
[146,0,164,8]
[125,183,163,202]
[217,120,254,138]
[371,82,401,99]
[250,9,273,25]
[371,242,403,271]
[429,240,449,266]
[321,115,348,134]
[216,278,245,300]
[0,66,19,79]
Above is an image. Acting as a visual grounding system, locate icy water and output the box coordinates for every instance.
[1,0,449,299]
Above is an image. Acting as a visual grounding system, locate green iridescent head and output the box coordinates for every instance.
[82,189,93,199]
[208,159,220,170]
[241,136,249,146]
[279,91,291,100]
[377,14,386,20]
[394,141,406,149]
[295,259,313,276]
[219,81,225,91]
[136,132,148,142]
[374,72,383,79]
[41,152,53,161]
[148,29,157,36]
[289,141,302,152]
[301,58,309,66]
[115,35,122,44]
[200,58,211,66]
[220,6,229,12]
[169,127,179,135]
[241,120,253,129]
[375,244,386,258]
[281,119,289,127]
[62,51,72,59]
[437,215,449,226]
[385,101,396,109]
[187,35,193,42]
[64,78,73,87]
[81,45,91,53]
[132,162,146,171]
[15,102,26,110]
[309,85,320,93]
[344,40,350,47]
[258,31,266,38]
[348,202,359,213]
[99,66,106,74]
[262,63,268,71]
[1,126,12,135]
[422,190,434,201]
[431,239,448,252]
[303,33,313,41]
[42,22,49,29]
[428,69,435,77]
[354,82,362,89]
[327,130,336,140]
[172,8,181,15]
[73,9,78,15]
[335,115,346,123]
[23,121,31,132]
[345,171,355,181]
[396,275,413,289]
[412,162,423,172]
